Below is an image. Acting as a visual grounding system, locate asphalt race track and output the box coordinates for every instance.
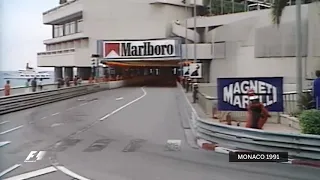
[0,87,319,180]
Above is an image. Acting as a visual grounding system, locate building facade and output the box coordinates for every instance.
[38,0,320,89]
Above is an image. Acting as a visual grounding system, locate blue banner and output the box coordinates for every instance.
[217,77,283,112]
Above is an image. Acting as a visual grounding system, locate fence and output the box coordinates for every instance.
[197,84,312,119]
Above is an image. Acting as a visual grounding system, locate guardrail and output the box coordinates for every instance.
[195,117,320,160]
[177,83,320,160]
[0,81,124,115]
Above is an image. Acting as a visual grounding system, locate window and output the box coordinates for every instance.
[64,23,70,35]
[58,25,63,36]
[77,19,83,33]
[70,21,76,34]
[53,25,63,37]
[54,25,59,38]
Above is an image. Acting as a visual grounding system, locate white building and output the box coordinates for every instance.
[37,0,320,88]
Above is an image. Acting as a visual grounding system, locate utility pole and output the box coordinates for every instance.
[185,0,188,64]
[296,0,303,109]
[193,0,197,63]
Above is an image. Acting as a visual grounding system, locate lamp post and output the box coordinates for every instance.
[193,0,197,63]
[295,0,303,109]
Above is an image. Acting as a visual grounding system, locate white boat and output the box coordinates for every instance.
[3,63,51,80]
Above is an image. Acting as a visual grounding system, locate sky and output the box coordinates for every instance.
[0,0,57,71]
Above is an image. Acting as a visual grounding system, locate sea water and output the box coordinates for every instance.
[0,71,55,88]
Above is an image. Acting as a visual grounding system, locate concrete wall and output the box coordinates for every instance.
[83,0,191,55]
[206,3,320,90]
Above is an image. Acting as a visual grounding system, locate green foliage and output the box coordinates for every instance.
[272,0,290,26]
[299,109,320,135]
[298,92,314,110]
[271,0,319,26]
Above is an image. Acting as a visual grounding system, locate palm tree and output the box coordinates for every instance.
[271,0,317,25]
[271,0,317,110]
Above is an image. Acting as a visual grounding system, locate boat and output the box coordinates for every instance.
[3,63,51,80]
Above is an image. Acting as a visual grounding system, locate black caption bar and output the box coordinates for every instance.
[229,152,289,162]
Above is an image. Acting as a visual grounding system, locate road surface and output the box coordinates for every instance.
[0,87,319,180]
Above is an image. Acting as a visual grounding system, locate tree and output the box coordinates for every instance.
[271,0,290,26]
[271,0,317,26]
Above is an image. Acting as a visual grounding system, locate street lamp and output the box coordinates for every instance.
[193,0,197,63]
[296,0,303,109]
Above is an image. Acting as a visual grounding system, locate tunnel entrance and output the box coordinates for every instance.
[102,60,180,87]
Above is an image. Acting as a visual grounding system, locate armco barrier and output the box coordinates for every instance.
[196,118,320,160]
[0,80,125,115]
[177,83,320,160]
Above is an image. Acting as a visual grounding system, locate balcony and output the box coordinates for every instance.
[37,49,76,67]
[37,48,90,67]
[43,32,87,44]
[43,0,83,24]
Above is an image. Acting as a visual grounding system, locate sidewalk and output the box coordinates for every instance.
[185,92,299,134]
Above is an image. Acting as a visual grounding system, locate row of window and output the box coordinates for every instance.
[53,19,83,38]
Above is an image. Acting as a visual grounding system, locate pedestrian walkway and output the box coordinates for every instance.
[185,92,299,134]
[0,81,90,98]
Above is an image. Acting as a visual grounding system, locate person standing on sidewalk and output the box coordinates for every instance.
[31,77,37,92]
[313,70,320,109]
[25,79,31,93]
[4,80,10,96]
[38,78,43,91]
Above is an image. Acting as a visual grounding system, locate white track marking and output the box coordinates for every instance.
[0,121,10,125]
[2,166,57,180]
[66,107,75,111]
[0,125,23,135]
[51,123,63,127]
[0,164,21,178]
[56,166,91,180]
[99,87,147,121]
[0,141,11,148]
[41,117,47,120]
[115,97,124,101]
[51,112,60,116]
[79,103,88,106]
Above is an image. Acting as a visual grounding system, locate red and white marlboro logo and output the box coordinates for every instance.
[103,39,178,59]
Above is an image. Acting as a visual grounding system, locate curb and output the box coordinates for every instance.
[196,139,320,168]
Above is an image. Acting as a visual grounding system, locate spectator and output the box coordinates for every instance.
[77,77,82,85]
[31,77,37,92]
[25,79,31,93]
[4,80,10,96]
[38,78,43,91]
[57,78,62,89]
[313,70,320,109]
[65,76,70,87]
[73,75,78,86]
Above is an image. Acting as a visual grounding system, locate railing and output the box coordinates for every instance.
[37,48,75,56]
[177,83,320,160]
[0,81,125,115]
[197,89,312,118]
[43,0,78,15]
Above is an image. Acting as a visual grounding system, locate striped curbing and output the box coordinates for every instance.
[196,138,320,168]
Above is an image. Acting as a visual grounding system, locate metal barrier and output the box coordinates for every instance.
[0,81,125,115]
[196,118,320,160]
[177,83,320,160]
